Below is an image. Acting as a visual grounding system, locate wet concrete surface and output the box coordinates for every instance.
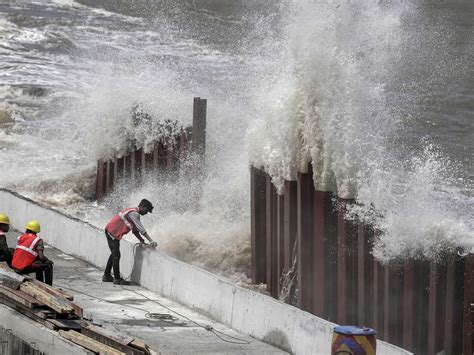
[6,233,287,355]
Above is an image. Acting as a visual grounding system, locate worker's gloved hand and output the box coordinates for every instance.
[150,241,158,248]
[44,259,54,265]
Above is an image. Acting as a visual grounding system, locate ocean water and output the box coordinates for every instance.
[0,0,472,280]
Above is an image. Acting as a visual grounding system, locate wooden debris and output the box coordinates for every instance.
[129,339,152,355]
[0,293,48,324]
[82,324,144,355]
[0,285,43,308]
[28,280,82,317]
[0,265,25,290]
[20,281,74,314]
[0,261,152,354]
[31,279,74,300]
[59,330,127,355]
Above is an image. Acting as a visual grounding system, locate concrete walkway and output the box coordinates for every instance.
[6,233,286,355]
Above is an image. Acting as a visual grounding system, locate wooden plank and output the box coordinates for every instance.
[59,330,126,355]
[0,285,43,308]
[0,266,25,290]
[28,281,81,316]
[20,282,74,314]
[82,324,144,355]
[82,324,134,346]
[31,279,74,300]
[129,339,151,355]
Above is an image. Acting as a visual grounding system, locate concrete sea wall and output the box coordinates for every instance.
[0,189,411,355]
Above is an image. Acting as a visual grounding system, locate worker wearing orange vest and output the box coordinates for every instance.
[103,199,157,285]
[12,220,54,285]
[0,213,13,267]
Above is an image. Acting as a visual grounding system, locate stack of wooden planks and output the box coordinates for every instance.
[0,263,151,355]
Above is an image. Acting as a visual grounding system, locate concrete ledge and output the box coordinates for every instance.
[0,189,411,355]
[0,304,92,354]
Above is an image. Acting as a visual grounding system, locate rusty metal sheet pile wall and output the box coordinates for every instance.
[95,97,206,201]
[250,166,472,355]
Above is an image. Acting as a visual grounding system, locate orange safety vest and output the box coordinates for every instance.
[105,207,138,240]
[12,233,42,270]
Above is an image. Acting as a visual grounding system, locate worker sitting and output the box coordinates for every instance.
[12,220,54,286]
[103,199,157,285]
[0,213,13,267]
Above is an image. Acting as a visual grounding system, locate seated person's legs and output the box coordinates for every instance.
[19,260,54,286]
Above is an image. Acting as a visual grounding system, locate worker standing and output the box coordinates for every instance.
[103,199,157,285]
[12,220,54,285]
[0,214,13,267]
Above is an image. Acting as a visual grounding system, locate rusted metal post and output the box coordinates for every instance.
[116,156,124,181]
[428,262,439,355]
[153,143,160,171]
[178,129,188,162]
[297,166,315,313]
[373,259,385,339]
[266,175,278,298]
[444,255,455,354]
[413,261,430,354]
[357,224,373,327]
[384,264,403,346]
[96,160,106,202]
[135,148,145,181]
[314,190,331,317]
[283,180,297,273]
[403,259,415,351]
[251,166,267,284]
[192,97,207,156]
[462,254,474,355]
[336,199,357,325]
[444,253,464,355]
[145,149,154,175]
[129,149,136,181]
[166,144,174,173]
[106,159,115,193]
[112,157,118,186]
[105,159,111,194]
[276,193,285,296]
[337,201,348,325]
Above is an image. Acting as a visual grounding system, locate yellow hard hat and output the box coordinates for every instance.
[0,214,9,225]
[25,220,41,233]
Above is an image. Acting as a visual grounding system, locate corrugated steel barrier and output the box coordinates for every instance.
[250,165,473,355]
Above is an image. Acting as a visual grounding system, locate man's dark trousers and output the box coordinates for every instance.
[18,260,53,286]
[105,231,121,279]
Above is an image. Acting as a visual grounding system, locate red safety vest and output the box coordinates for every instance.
[12,233,42,270]
[105,207,138,240]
